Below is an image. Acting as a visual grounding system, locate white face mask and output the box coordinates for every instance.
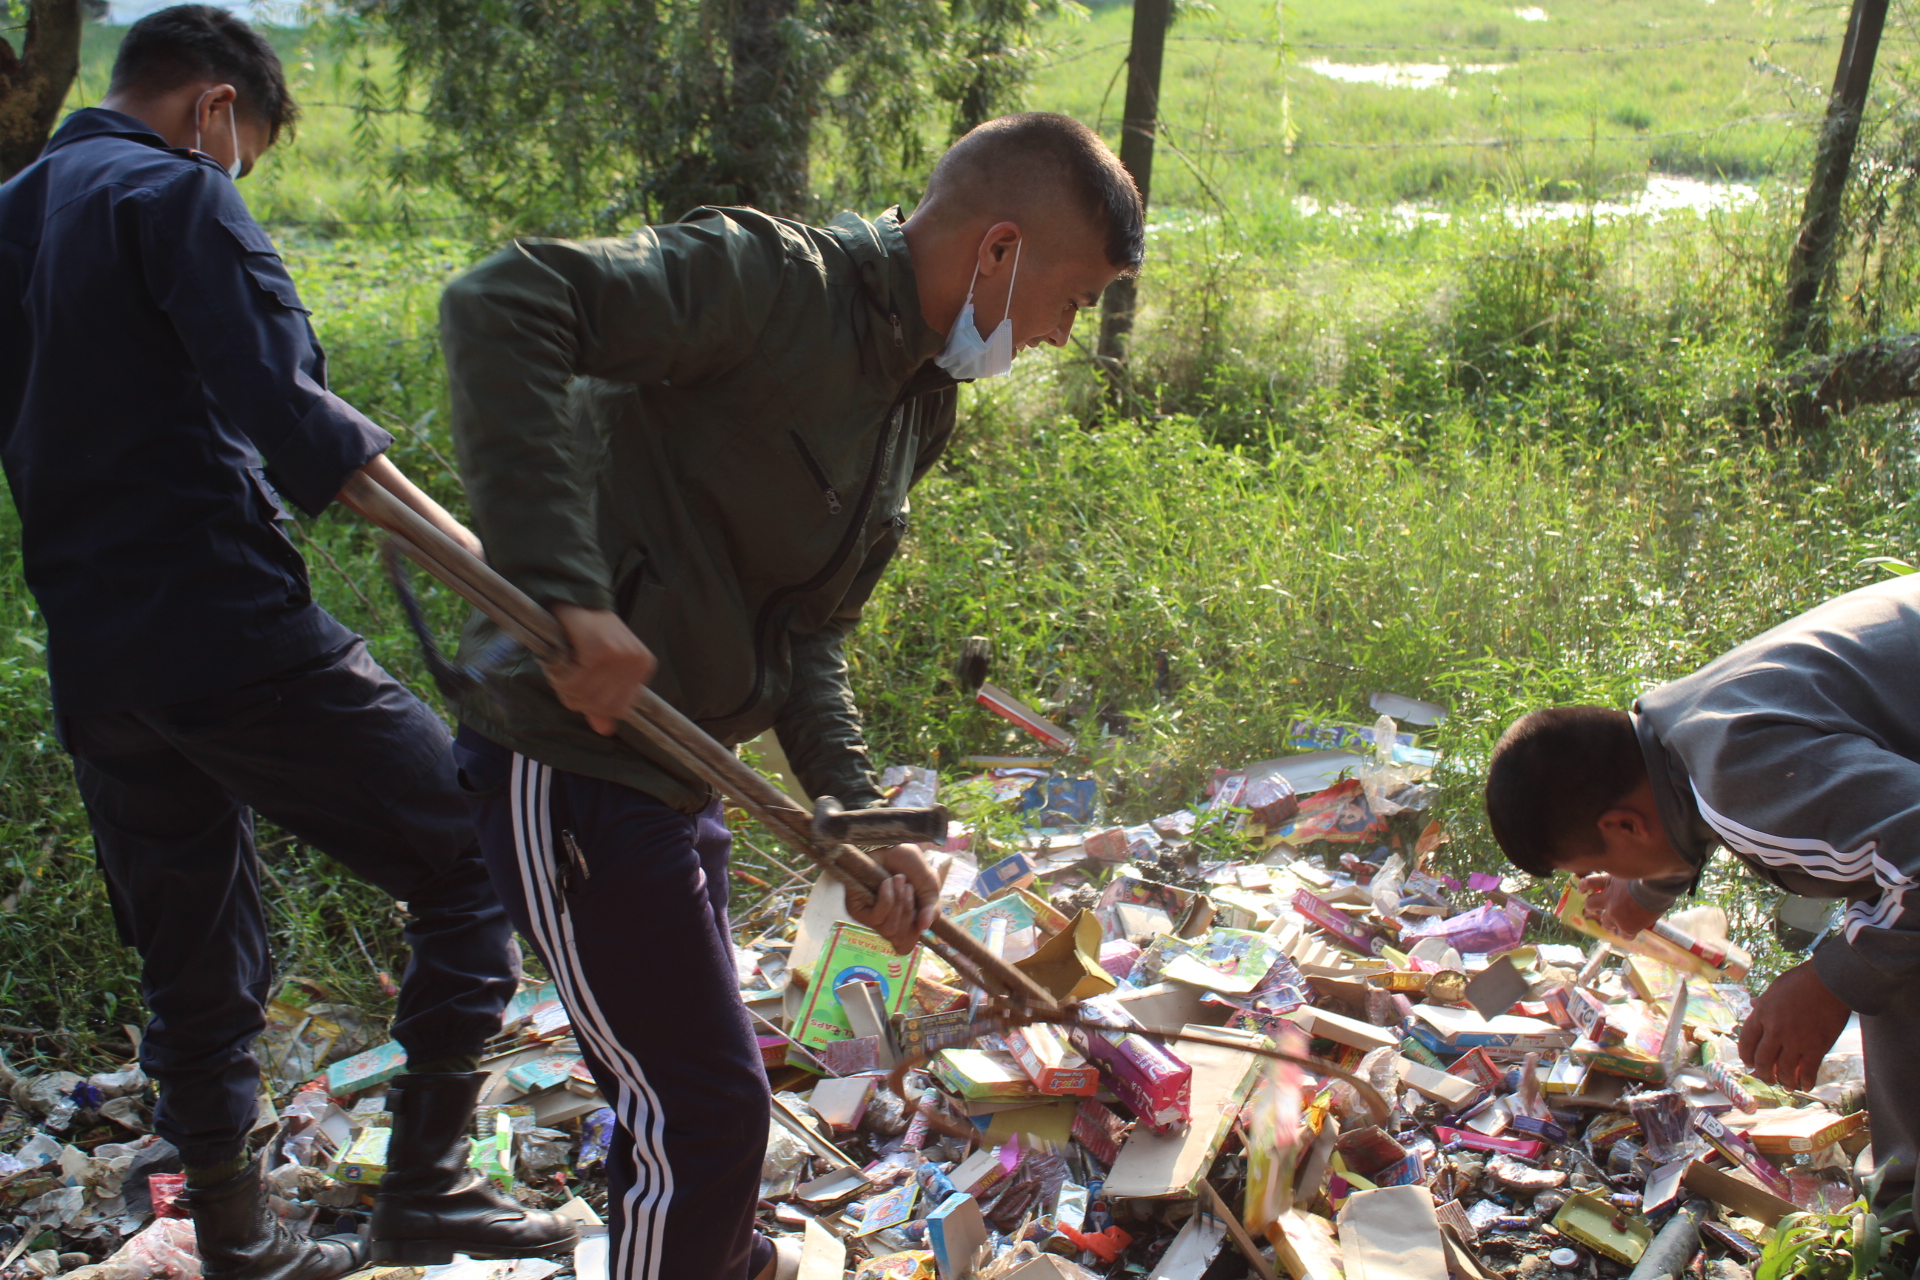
[935,238,1022,380]
[194,92,243,179]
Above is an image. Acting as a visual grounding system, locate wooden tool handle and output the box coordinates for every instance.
[340,473,1060,1012]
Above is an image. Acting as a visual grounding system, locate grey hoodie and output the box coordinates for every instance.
[1629,572,1920,1015]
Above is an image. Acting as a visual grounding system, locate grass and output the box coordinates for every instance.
[9,1,1918,1066]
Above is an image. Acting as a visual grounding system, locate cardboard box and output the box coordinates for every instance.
[331,1126,389,1184]
[1103,1025,1265,1200]
[1288,1006,1398,1054]
[1015,911,1118,1003]
[1071,995,1193,1135]
[324,1039,408,1096]
[1408,1005,1573,1053]
[792,923,921,1050]
[931,1049,1045,1102]
[1396,1058,1482,1110]
[1732,1106,1868,1155]
[1001,1023,1098,1096]
[1291,889,1386,956]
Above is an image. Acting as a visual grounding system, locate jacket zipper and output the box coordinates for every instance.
[787,431,843,514]
[710,401,909,726]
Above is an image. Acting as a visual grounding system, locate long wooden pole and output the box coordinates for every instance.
[340,473,1059,1012]
[1779,0,1889,357]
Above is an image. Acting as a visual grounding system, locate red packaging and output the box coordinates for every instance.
[1432,1126,1546,1159]
[149,1172,188,1218]
[1072,1098,1129,1167]
[1447,1047,1504,1092]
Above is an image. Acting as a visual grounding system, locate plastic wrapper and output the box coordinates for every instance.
[86,1067,147,1101]
[861,1086,910,1137]
[61,1219,201,1280]
[576,1106,616,1170]
[516,1126,571,1176]
[17,1071,85,1131]
[760,1123,810,1200]
[1403,899,1527,953]
[1368,852,1408,921]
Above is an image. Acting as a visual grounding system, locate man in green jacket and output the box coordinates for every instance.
[438,113,1143,1280]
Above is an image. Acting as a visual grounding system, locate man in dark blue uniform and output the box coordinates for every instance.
[0,9,573,1279]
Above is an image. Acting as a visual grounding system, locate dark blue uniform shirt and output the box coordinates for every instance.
[0,109,389,713]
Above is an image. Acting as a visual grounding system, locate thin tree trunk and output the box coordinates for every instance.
[719,0,811,217]
[0,0,83,182]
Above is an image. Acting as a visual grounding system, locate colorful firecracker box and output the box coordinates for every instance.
[1407,1005,1574,1054]
[1568,1035,1665,1085]
[930,1048,1043,1101]
[755,1035,787,1070]
[332,1126,390,1184]
[1693,1109,1793,1197]
[1371,1151,1428,1188]
[1070,994,1193,1135]
[1400,1036,1448,1070]
[1095,873,1197,931]
[505,1053,587,1095]
[1447,1047,1505,1091]
[325,1039,408,1095]
[948,1140,1022,1200]
[792,923,922,1051]
[1506,1114,1570,1145]
[1082,828,1130,864]
[975,683,1073,752]
[899,1009,975,1060]
[974,851,1037,899]
[1736,1107,1869,1155]
[1072,1099,1130,1167]
[1290,889,1386,956]
[1000,1023,1099,1096]
[1431,1126,1546,1159]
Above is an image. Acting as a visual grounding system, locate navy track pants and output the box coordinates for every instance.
[59,640,516,1168]
[453,726,772,1280]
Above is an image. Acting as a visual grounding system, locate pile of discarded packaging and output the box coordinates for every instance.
[0,695,1879,1280]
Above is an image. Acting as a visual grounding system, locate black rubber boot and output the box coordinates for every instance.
[186,1157,368,1280]
[370,1072,578,1264]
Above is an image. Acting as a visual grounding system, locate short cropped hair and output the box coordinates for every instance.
[929,113,1145,275]
[109,5,299,144]
[1484,706,1648,877]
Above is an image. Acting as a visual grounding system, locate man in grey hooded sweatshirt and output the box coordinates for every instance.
[1483,572,1920,1205]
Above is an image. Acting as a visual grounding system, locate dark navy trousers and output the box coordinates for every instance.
[453,727,772,1280]
[59,640,515,1168]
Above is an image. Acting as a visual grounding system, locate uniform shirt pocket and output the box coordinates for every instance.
[217,213,312,314]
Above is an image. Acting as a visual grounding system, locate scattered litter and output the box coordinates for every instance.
[0,702,1880,1279]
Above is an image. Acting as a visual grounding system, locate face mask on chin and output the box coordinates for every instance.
[194,92,243,179]
[934,237,1023,381]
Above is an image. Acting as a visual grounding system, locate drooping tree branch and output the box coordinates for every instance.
[1761,332,1920,429]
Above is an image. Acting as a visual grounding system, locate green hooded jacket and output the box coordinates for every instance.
[438,207,957,812]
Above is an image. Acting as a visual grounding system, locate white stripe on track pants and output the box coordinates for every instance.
[453,726,773,1280]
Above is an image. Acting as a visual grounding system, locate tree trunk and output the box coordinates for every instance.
[1768,331,1920,429]
[0,0,83,183]
[717,0,812,218]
